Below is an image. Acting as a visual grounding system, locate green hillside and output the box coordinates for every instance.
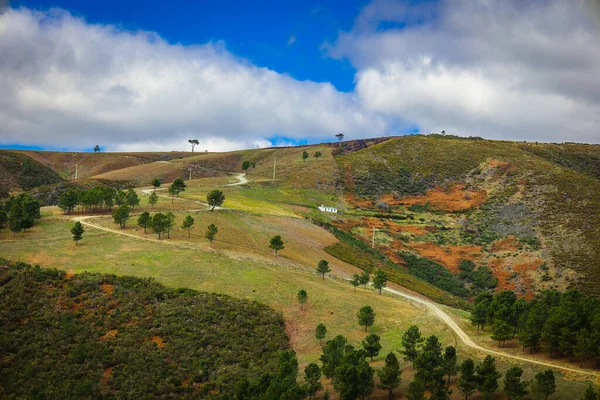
[0,151,63,196]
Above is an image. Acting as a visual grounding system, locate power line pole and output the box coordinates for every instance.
[75,164,78,181]
[272,157,277,182]
[372,227,376,248]
[189,167,192,181]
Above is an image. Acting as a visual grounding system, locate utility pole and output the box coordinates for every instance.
[75,164,78,181]
[189,167,192,181]
[272,157,277,182]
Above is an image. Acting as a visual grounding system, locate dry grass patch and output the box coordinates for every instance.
[409,242,483,274]
[400,184,487,212]
[100,329,118,341]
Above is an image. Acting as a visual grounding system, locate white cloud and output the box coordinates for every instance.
[327,0,600,142]
[0,8,387,151]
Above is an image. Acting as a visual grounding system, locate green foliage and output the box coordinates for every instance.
[205,223,218,247]
[170,178,186,198]
[315,323,327,345]
[399,325,424,368]
[297,289,308,310]
[333,346,374,400]
[361,333,382,361]
[5,193,41,233]
[458,358,478,400]
[137,211,151,234]
[377,352,401,399]
[476,355,502,400]
[0,262,288,399]
[151,177,161,190]
[302,151,309,161]
[148,191,158,208]
[316,259,331,279]
[0,151,63,193]
[0,209,7,231]
[70,221,85,245]
[111,204,130,229]
[242,160,251,171]
[304,363,323,400]
[350,274,361,291]
[181,215,195,238]
[314,151,322,158]
[320,335,348,379]
[531,370,556,400]
[372,269,387,294]
[359,270,370,288]
[582,384,598,400]
[399,252,468,297]
[206,189,225,211]
[442,346,458,387]
[504,366,528,400]
[269,235,285,257]
[357,305,375,331]
[491,320,513,347]
[151,212,169,239]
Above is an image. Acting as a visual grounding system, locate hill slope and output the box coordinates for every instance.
[335,135,600,297]
[0,151,63,196]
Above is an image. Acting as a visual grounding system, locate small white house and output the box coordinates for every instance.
[318,205,338,213]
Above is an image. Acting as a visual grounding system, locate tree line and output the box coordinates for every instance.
[472,289,600,368]
[0,193,41,235]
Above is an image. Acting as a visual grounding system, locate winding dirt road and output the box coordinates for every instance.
[75,172,600,378]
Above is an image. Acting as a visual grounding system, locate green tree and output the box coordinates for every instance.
[471,302,488,332]
[359,270,370,288]
[457,358,478,400]
[58,189,79,214]
[93,144,101,152]
[357,305,375,331]
[316,259,331,279]
[491,320,513,347]
[165,212,176,239]
[242,160,251,172]
[442,346,458,387]
[126,188,140,209]
[70,221,85,245]
[582,384,598,400]
[115,189,126,206]
[297,289,308,310]
[151,178,161,191]
[172,178,187,195]
[531,370,555,400]
[137,211,151,233]
[574,328,592,367]
[188,138,199,152]
[269,235,285,257]
[206,189,225,211]
[304,363,323,400]
[333,347,374,400]
[168,185,178,202]
[504,366,528,400]
[373,269,387,294]
[302,151,309,161]
[406,378,426,400]
[361,333,382,361]
[152,212,168,239]
[9,215,22,236]
[314,151,322,158]
[148,191,158,208]
[351,274,361,291]
[476,355,502,400]
[320,335,348,381]
[112,204,130,229]
[0,209,7,231]
[316,323,327,345]
[377,352,401,400]
[205,223,218,247]
[400,325,424,368]
[181,215,195,238]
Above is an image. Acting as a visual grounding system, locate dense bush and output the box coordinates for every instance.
[0,261,288,399]
[398,252,468,298]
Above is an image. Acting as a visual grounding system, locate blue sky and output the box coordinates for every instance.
[2,0,599,151]
[12,0,365,92]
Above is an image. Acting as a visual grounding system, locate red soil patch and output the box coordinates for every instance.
[401,184,487,212]
[101,367,112,387]
[491,236,520,252]
[387,223,431,236]
[409,242,483,273]
[100,283,114,295]
[150,336,166,350]
[64,270,75,280]
[514,259,543,300]
[100,329,118,341]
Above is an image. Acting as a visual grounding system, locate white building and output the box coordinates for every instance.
[317,205,338,213]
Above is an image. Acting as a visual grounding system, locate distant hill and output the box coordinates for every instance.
[0,151,63,196]
[335,135,600,297]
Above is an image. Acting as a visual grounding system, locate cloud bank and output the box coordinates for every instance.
[0,8,386,151]
[328,0,600,143]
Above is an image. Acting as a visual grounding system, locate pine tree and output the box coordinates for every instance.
[357,305,376,331]
[70,221,85,245]
[137,212,151,234]
[269,235,285,257]
[503,366,528,400]
[457,358,478,400]
[399,325,424,368]
[297,289,308,310]
[377,352,401,400]
[320,335,348,380]
[151,178,161,191]
[206,224,218,247]
[351,274,361,291]
[181,215,195,238]
[442,346,458,387]
[373,269,387,294]
[531,370,556,400]
[491,320,513,347]
[582,384,598,400]
[476,355,502,400]
[206,189,225,211]
[315,323,327,345]
[302,151,309,161]
[148,191,158,208]
[304,363,323,400]
[316,259,331,279]
[359,270,370,288]
[471,302,488,332]
[361,333,382,361]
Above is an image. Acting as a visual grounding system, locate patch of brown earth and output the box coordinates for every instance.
[150,336,166,350]
[491,236,520,252]
[514,259,544,300]
[100,329,118,341]
[101,367,112,387]
[100,283,114,295]
[64,270,75,280]
[401,184,487,212]
[410,242,483,273]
